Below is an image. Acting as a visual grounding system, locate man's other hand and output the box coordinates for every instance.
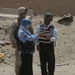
[39,32,45,37]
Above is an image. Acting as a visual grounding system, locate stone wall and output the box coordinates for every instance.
[0,0,75,15]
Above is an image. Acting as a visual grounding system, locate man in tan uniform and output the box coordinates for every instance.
[9,6,28,75]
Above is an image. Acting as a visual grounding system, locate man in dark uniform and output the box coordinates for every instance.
[36,12,58,75]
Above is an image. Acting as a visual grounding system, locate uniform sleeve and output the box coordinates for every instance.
[50,27,58,42]
[18,29,40,43]
[35,25,41,46]
[9,21,17,42]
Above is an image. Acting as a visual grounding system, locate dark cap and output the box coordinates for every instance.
[44,12,53,19]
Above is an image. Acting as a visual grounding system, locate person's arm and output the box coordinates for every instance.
[50,27,58,42]
[9,21,17,48]
[9,21,17,42]
[35,25,41,51]
[35,25,41,45]
[18,28,44,43]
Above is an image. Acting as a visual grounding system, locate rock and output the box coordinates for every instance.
[0,26,3,30]
[57,14,73,25]
[7,54,11,58]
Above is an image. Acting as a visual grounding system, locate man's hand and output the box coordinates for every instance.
[12,41,16,48]
[46,35,51,40]
[39,32,45,37]
[36,45,41,51]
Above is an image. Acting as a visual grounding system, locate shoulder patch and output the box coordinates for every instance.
[24,35,27,38]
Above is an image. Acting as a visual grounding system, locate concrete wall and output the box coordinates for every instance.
[0,0,75,15]
[0,8,33,17]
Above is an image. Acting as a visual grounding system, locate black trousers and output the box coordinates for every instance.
[19,53,33,75]
[39,43,55,75]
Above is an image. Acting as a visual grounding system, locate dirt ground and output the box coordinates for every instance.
[0,15,75,75]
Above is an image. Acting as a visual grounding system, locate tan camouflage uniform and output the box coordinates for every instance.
[9,19,21,75]
[9,6,28,75]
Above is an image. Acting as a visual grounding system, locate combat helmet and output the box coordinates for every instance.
[18,7,28,15]
[44,12,53,20]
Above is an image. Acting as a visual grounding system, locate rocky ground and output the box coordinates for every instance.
[0,15,75,75]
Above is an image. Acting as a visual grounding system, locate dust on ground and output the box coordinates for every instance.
[0,15,75,75]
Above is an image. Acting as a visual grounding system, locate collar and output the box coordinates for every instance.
[20,25,31,35]
[44,24,51,28]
